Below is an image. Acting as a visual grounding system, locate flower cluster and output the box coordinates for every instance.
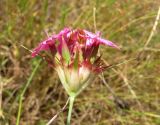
[32,28,119,96]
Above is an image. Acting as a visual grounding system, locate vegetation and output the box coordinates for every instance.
[0,0,160,125]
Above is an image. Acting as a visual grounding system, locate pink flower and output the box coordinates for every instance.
[32,28,119,96]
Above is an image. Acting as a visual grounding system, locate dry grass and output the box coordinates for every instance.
[0,0,160,125]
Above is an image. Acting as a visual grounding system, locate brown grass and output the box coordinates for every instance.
[0,0,160,125]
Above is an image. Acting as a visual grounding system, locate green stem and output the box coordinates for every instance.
[16,59,41,125]
[67,96,75,125]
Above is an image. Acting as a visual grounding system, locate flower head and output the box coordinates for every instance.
[32,28,119,96]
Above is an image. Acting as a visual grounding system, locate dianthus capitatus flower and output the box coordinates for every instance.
[32,28,119,125]
[32,28,119,97]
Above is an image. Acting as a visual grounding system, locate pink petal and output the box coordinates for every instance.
[55,28,71,55]
[31,38,55,57]
[84,30,119,49]
[98,38,120,49]
[53,27,71,40]
[84,30,100,38]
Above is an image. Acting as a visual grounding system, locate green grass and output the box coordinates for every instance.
[0,0,160,125]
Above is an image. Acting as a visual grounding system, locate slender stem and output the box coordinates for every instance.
[16,95,23,125]
[16,59,41,125]
[67,96,75,125]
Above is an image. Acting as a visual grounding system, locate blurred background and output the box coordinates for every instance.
[0,0,160,125]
